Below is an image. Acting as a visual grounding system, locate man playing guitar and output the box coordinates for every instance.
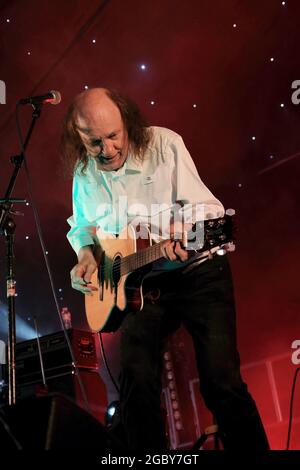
[62,87,269,452]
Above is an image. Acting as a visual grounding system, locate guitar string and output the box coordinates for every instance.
[99,234,222,279]
[96,218,230,280]
[99,242,163,279]
[99,228,227,279]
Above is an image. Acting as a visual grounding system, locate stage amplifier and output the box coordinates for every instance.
[15,329,98,385]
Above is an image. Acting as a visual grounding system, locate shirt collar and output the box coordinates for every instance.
[93,150,143,179]
[124,153,143,173]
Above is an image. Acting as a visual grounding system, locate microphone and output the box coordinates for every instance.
[19,90,61,106]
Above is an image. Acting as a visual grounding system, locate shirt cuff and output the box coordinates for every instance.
[67,231,95,256]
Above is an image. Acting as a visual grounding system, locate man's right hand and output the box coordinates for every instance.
[70,246,98,295]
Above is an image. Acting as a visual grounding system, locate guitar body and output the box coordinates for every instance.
[85,225,152,332]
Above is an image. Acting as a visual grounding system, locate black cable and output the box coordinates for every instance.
[0,412,22,449]
[286,366,300,450]
[15,103,91,415]
[99,332,120,395]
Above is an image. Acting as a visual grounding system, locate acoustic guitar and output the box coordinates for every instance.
[85,215,234,332]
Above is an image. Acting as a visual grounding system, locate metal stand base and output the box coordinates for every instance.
[191,423,221,450]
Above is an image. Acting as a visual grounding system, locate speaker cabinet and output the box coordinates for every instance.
[17,369,108,423]
[0,393,124,450]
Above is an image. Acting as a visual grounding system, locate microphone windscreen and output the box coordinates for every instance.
[50,90,62,105]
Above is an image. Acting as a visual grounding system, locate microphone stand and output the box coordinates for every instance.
[0,103,42,405]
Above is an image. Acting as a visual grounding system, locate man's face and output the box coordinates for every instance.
[75,94,129,171]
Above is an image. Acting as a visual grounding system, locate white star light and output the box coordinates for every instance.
[140,64,146,70]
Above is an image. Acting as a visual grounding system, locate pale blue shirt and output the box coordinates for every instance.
[67,127,224,269]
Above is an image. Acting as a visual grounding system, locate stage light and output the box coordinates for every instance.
[105,400,121,429]
[168,380,175,390]
[163,351,171,360]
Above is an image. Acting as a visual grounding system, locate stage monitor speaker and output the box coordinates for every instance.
[17,369,108,423]
[0,393,125,450]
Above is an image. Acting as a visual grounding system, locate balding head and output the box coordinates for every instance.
[61,87,150,175]
[73,87,129,171]
[75,88,119,128]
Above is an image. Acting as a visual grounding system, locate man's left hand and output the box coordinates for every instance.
[160,221,192,262]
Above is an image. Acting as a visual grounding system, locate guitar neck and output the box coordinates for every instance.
[120,240,165,275]
[119,214,233,276]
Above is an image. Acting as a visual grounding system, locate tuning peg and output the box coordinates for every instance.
[225,242,236,252]
[225,208,235,216]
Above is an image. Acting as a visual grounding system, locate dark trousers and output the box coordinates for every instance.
[119,255,269,452]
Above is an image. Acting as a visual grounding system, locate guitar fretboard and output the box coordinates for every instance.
[120,240,165,275]
[106,215,232,277]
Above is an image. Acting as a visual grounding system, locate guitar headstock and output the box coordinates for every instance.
[185,211,235,254]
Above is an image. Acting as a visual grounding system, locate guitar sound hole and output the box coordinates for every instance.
[112,255,122,286]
